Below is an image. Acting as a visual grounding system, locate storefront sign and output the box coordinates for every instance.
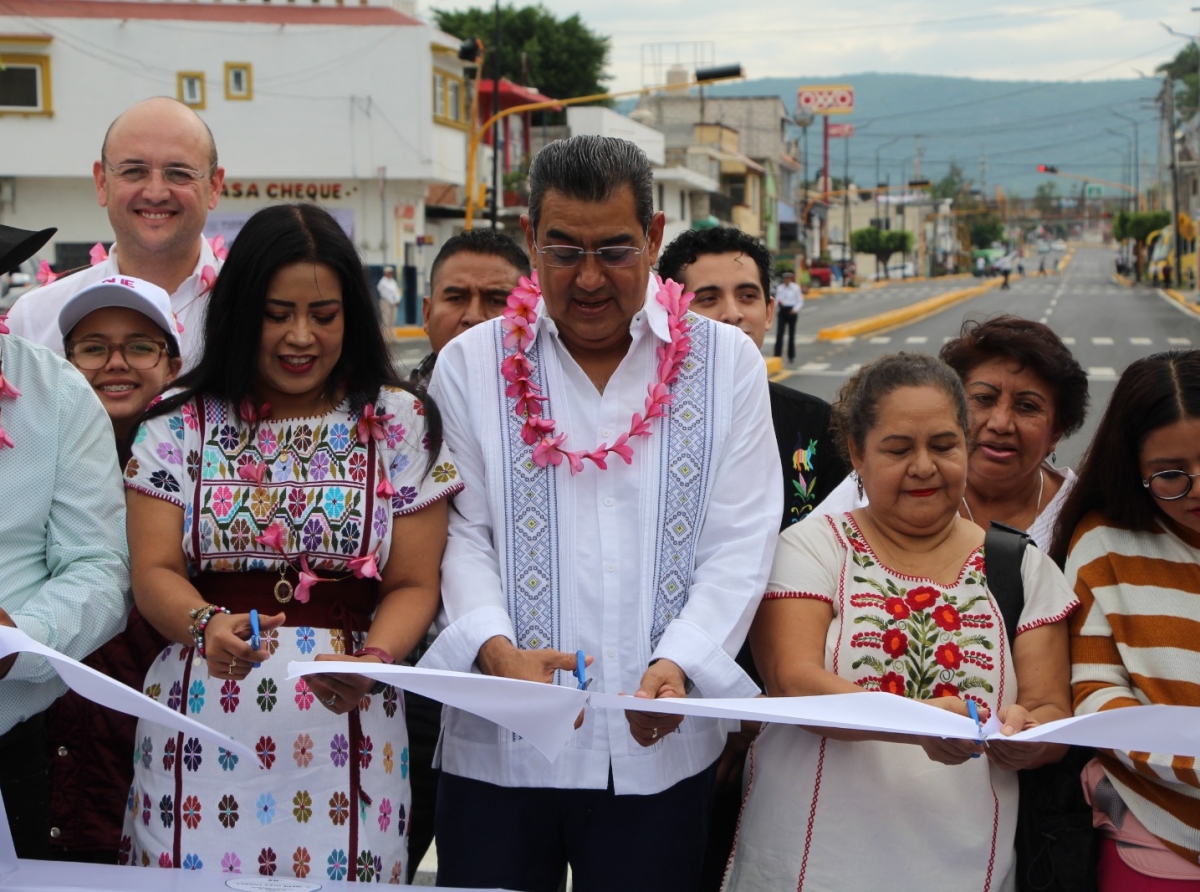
[221,182,352,201]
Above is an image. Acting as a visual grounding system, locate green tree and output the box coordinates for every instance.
[932,162,971,202]
[1033,181,1059,217]
[1127,210,1171,244]
[969,213,1005,249]
[851,228,914,275]
[1157,42,1198,121]
[432,4,611,115]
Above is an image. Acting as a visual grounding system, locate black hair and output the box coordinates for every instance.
[430,228,530,291]
[940,315,1089,438]
[527,135,654,235]
[656,227,772,295]
[1050,350,1200,565]
[831,352,969,464]
[138,203,440,461]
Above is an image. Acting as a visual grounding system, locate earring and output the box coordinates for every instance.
[855,472,864,500]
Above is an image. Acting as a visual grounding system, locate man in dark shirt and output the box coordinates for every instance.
[658,227,846,531]
[404,227,527,881]
[658,227,849,892]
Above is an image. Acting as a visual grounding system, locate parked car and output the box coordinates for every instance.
[1036,240,1050,254]
[1051,239,1067,251]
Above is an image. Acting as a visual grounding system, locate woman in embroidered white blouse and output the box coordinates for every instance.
[723,353,1078,892]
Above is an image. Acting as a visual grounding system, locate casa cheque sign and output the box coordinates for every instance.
[797,85,855,116]
[828,123,856,138]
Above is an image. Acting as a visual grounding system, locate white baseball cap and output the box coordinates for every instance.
[58,275,181,354]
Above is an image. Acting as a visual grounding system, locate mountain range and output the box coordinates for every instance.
[623,72,1162,198]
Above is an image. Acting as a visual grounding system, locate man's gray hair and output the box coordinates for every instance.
[527,135,654,235]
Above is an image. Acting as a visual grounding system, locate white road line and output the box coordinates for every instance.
[1062,337,1076,345]
[1088,367,1117,378]
[1169,337,1193,346]
[798,362,831,372]
[869,336,891,344]
[796,335,817,345]
[1044,308,1054,316]
[1039,317,1048,324]
[844,364,862,373]
[830,337,857,345]
[1130,337,1153,346]
[1092,337,1114,345]
[943,336,954,343]
[905,336,928,344]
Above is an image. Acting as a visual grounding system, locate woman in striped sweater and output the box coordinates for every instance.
[1052,350,1200,890]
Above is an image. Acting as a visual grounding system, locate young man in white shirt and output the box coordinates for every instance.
[376,266,401,338]
[424,136,781,892]
[7,97,225,370]
[772,269,802,362]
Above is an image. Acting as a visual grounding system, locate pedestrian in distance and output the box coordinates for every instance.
[725,353,1078,892]
[1053,351,1200,890]
[422,135,781,892]
[119,203,460,881]
[376,265,401,339]
[0,224,131,861]
[773,269,802,363]
[1040,256,1047,276]
[997,254,1012,290]
[7,97,225,370]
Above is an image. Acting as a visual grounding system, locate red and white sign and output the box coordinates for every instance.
[797,84,855,116]
[828,123,856,138]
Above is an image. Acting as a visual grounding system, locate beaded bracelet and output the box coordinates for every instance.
[188,604,231,661]
[352,646,395,664]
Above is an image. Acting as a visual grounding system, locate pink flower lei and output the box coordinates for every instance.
[500,272,694,474]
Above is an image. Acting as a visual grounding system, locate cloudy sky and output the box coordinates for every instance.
[423,0,1193,91]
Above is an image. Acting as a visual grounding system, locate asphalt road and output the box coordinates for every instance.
[770,246,1200,469]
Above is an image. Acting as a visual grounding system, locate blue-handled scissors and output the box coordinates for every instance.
[249,609,262,668]
[573,649,591,691]
[967,699,984,758]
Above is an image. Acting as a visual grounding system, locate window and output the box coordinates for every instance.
[433,72,445,119]
[224,63,252,101]
[0,54,51,116]
[432,68,467,129]
[177,72,205,109]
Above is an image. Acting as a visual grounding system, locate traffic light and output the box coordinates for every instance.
[1037,164,1059,174]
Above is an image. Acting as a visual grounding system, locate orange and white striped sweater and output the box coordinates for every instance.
[1067,510,1200,864]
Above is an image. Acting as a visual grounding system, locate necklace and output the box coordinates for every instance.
[500,272,694,475]
[961,467,1044,527]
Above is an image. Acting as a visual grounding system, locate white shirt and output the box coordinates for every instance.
[6,238,220,371]
[808,463,1078,552]
[377,275,401,306]
[775,280,803,311]
[422,278,782,795]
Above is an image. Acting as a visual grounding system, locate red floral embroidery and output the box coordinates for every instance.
[931,603,962,631]
[932,682,960,699]
[935,642,963,670]
[881,628,908,659]
[905,585,940,612]
[884,597,910,620]
[878,672,906,695]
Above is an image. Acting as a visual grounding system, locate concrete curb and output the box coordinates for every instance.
[816,277,1005,341]
[1162,288,1200,320]
[764,356,783,375]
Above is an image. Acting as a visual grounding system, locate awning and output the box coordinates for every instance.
[475,79,561,111]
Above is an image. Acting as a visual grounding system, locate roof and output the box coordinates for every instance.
[0,0,421,27]
[475,78,560,111]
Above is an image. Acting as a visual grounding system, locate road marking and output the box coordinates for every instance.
[798,362,831,372]
[845,364,862,373]
[797,335,817,345]
[943,336,954,343]
[830,337,857,345]
[1062,337,1076,345]
[1092,337,1114,345]
[905,336,928,344]
[1130,337,1153,346]
[1049,298,1058,307]
[1039,317,1048,324]
[1169,337,1192,346]
[869,336,891,344]
[1088,367,1117,378]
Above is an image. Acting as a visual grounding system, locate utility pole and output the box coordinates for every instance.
[913,135,924,182]
[1168,73,1186,285]
[489,0,502,230]
[979,149,987,198]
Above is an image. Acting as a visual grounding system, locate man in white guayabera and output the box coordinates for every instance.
[422,135,782,892]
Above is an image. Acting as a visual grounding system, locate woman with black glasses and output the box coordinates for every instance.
[1052,350,1200,890]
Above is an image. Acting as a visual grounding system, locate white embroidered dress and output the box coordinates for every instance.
[724,513,1079,892]
[120,387,461,882]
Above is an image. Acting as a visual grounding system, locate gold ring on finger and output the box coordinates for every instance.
[651,727,658,740]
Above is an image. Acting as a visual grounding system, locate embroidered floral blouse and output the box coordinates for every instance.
[124,387,462,574]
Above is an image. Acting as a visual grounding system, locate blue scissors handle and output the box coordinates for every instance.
[966,699,983,758]
[573,649,590,691]
[249,609,262,668]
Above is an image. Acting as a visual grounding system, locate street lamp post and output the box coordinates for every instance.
[1111,111,1141,211]
[1105,128,1134,214]
[462,65,744,228]
[490,0,501,229]
[793,111,814,262]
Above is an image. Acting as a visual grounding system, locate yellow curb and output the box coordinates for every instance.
[1114,274,1133,287]
[393,326,426,339]
[816,277,1005,341]
[764,356,783,375]
[1163,289,1200,314]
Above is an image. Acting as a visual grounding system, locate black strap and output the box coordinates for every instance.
[984,520,1033,646]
